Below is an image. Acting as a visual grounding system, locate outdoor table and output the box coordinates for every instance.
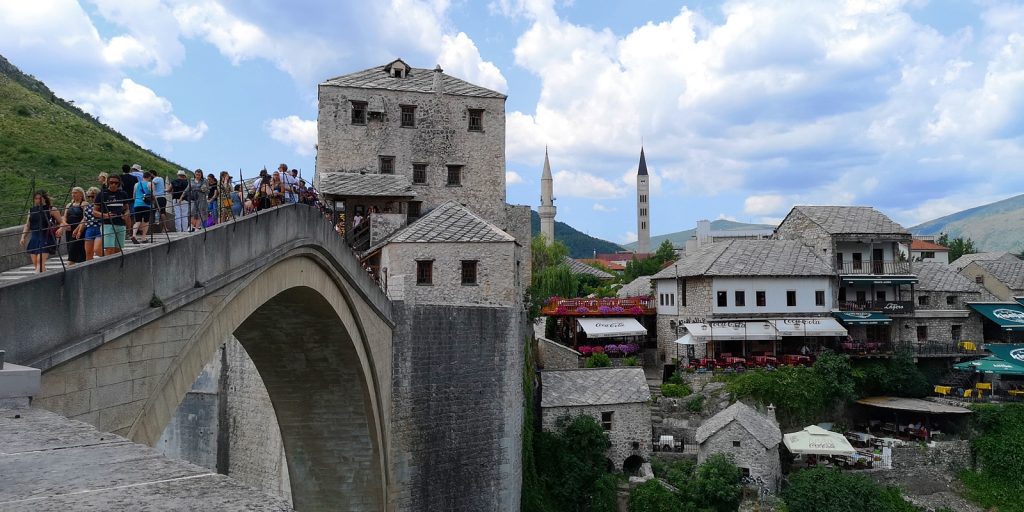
[934,385,952,396]
[781,354,811,366]
[751,355,777,366]
[720,357,746,367]
[1008,390,1024,398]
[958,341,977,351]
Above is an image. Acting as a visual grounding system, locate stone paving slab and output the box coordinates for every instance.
[0,407,292,511]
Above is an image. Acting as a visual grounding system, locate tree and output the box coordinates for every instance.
[529,236,578,318]
[654,239,677,264]
[628,480,685,512]
[692,454,743,512]
[936,233,977,262]
[534,415,611,512]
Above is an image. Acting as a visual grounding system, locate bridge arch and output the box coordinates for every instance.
[131,250,389,511]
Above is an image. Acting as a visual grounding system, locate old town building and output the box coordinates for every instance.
[696,401,782,492]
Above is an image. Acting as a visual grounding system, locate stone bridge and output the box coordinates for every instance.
[0,204,393,511]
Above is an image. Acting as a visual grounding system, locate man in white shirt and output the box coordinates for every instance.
[278,164,299,204]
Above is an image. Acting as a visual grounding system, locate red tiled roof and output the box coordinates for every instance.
[911,240,949,251]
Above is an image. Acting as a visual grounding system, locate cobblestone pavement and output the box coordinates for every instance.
[0,406,292,511]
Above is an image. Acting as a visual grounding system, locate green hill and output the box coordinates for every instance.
[910,193,1024,254]
[0,54,183,224]
[529,210,624,258]
[622,219,776,250]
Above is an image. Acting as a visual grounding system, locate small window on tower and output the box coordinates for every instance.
[468,109,484,131]
[446,165,462,186]
[400,105,416,127]
[413,164,427,184]
[379,156,395,174]
[351,101,367,125]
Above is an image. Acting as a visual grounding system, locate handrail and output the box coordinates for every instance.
[837,260,912,275]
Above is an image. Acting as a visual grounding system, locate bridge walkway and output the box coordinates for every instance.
[0,406,292,511]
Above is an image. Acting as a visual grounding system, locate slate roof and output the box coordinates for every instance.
[976,259,1024,290]
[650,240,833,280]
[387,201,515,243]
[317,172,416,198]
[540,368,650,408]
[617,276,653,298]
[787,206,909,236]
[637,148,648,176]
[565,257,615,280]
[695,401,781,449]
[915,261,985,292]
[321,62,507,99]
[950,252,1016,271]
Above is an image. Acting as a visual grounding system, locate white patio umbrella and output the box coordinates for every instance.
[783,425,856,456]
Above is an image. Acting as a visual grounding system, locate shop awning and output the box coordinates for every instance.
[577,317,647,339]
[855,396,972,414]
[672,333,707,345]
[983,344,1024,369]
[968,303,1024,332]
[833,311,892,325]
[783,425,856,456]
[954,356,1024,376]
[772,318,848,337]
[682,321,779,341]
[841,276,918,285]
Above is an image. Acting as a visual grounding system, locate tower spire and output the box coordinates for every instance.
[539,147,556,243]
[636,147,650,254]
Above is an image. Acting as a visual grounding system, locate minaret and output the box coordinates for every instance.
[539,147,556,243]
[636,147,650,254]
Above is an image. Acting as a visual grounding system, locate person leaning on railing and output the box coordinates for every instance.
[94,176,131,256]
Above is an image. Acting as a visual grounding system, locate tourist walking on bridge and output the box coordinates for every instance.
[20,190,67,273]
[94,175,130,255]
[191,170,208,231]
[80,187,103,260]
[171,170,190,232]
[218,172,234,223]
[131,172,155,244]
[63,187,87,265]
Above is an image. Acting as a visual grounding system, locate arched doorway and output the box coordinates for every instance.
[623,455,645,476]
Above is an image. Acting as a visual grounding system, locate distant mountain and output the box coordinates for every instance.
[530,210,624,258]
[910,193,1024,255]
[623,219,776,250]
[0,54,184,223]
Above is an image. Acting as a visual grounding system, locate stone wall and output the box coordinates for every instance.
[382,241,517,306]
[698,421,781,492]
[389,302,523,511]
[958,263,1021,300]
[317,84,508,225]
[656,277,713,364]
[541,401,651,471]
[155,355,220,471]
[894,315,984,345]
[500,204,532,286]
[537,337,581,370]
[370,213,407,246]
[775,210,834,264]
[0,226,27,273]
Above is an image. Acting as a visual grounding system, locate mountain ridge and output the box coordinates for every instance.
[910,193,1024,254]
[529,210,624,258]
[623,219,776,250]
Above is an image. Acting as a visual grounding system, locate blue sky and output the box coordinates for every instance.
[3,1,1024,245]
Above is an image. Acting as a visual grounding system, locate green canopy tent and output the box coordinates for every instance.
[984,344,1024,370]
[953,356,1024,376]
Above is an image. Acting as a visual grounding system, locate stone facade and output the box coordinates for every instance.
[541,402,651,471]
[537,337,581,370]
[389,303,524,511]
[698,420,781,490]
[960,262,1024,301]
[317,67,508,226]
[381,241,519,306]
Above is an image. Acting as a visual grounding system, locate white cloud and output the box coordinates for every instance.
[620,231,637,244]
[717,213,737,221]
[78,78,207,146]
[506,170,524,184]
[438,32,508,93]
[592,203,616,212]
[266,115,317,156]
[744,194,792,216]
[88,0,185,74]
[552,170,623,199]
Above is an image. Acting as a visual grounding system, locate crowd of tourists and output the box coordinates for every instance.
[19,163,322,273]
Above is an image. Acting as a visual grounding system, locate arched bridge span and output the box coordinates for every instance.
[0,204,393,511]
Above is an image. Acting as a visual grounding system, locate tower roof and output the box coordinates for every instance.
[637,147,648,176]
[542,147,552,180]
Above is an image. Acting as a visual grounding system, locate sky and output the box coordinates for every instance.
[2,0,1024,245]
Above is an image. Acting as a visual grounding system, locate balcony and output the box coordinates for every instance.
[837,259,911,275]
[837,300,914,315]
[540,297,656,316]
[346,212,407,252]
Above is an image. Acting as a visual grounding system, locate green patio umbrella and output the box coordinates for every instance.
[954,356,1024,376]
[984,344,1024,370]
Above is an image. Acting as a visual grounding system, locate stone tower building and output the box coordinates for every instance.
[636,147,651,254]
[539,147,556,243]
[316,59,529,511]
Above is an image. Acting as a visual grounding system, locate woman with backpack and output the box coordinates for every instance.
[19,190,68,273]
[131,172,155,244]
[63,187,88,264]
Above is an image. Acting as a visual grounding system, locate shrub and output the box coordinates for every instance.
[686,395,705,412]
[605,344,621,355]
[534,415,611,511]
[694,454,743,512]
[592,345,605,354]
[578,345,593,356]
[660,383,692,398]
[586,353,612,368]
[783,468,917,512]
[628,480,683,512]
[621,343,639,355]
[589,473,619,512]
[960,404,1024,512]
[623,356,641,367]
[667,372,684,385]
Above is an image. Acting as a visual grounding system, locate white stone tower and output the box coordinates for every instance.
[636,147,650,254]
[539,147,556,243]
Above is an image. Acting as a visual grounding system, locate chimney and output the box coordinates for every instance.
[767,403,777,424]
[433,65,444,95]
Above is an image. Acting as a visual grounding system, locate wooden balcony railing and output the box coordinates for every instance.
[837,300,914,315]
[541,296,656,316]
[837,260,911,275]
